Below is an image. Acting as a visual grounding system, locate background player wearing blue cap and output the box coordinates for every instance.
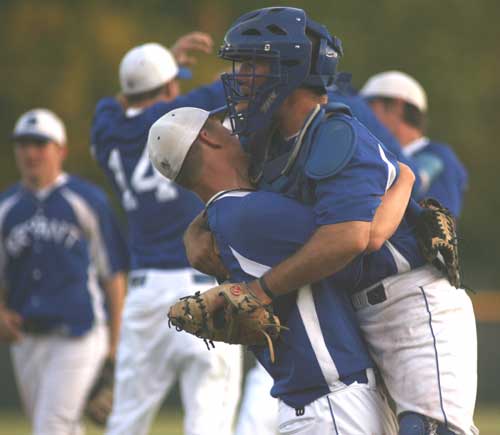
[147,106,425,434]
[91,33,242,435]
[361,70,468,218]
[0,108,128,435]
[185,7,477,435]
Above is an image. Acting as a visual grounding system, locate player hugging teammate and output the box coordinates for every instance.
[0,5,476,435]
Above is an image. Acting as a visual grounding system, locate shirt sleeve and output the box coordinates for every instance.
[419,146,468,217]
[147,81,226,121]
[313,141,400,226]
[210,193,316,268]
[91,192,129,279]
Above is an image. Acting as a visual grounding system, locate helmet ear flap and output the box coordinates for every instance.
[304,36,341,89]
[316,38,341,87]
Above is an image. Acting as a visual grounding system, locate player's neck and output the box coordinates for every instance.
[276,90,323,138]
[196,171,253,204]
[398,124,424,147]
[22,170,63,192]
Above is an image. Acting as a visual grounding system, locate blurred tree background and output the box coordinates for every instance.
[0,0,498,288]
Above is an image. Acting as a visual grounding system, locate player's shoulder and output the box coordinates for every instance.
[94,97,122,116]
[306,103,359,180]
[206,189,257,217]
[425,140,459,157]
[208,189,311,233]
[92,97,124,148]
[63,174,109,206]
[0,183,22,207]
[421,139,466,169]
[208,189,300,212]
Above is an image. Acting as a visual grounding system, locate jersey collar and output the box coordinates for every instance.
[205,188,256,211]
[25,172,69,201]
[125,107,144,118]
[402,136,430,157]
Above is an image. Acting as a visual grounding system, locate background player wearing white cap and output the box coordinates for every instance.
[361,71,468,217]
[91,33,241,435]
[0,109,128,435]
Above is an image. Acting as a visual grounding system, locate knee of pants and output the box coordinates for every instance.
[399,412,428,435]
[437,424,457,435]
[33,415,81,435]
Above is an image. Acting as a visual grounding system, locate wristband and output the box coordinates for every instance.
[258,276,276,301]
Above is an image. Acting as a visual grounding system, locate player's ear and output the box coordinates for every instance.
[59,144,68,161]
[198,126,222,149]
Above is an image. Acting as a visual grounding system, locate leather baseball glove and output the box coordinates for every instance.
[168,282,283,363]
[85,357,115,426]
[416,198,461,288]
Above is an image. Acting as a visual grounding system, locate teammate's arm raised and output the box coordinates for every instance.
[170,31,213,66]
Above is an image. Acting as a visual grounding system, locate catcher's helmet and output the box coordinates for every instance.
[219,7,343,136]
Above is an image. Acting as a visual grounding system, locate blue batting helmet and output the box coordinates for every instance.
[219,7,343,136]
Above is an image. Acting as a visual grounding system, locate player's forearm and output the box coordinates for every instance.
[104,272,127,359]
[251,221,371,301]
[367,163,415,253]
[184,212,230,279]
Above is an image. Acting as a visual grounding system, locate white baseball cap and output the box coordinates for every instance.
[119,43,192,95]
[360,70,428,112]
[148,107,211,180]
[12,108,67,146]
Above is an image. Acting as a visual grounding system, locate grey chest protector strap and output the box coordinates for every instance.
[259,102,356,188]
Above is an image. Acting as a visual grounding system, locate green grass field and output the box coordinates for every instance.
[0,405,498,435]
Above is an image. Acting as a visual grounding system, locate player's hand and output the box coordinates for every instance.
[184,213,230,281]
[0,306,23,343]
[170,31,213,66]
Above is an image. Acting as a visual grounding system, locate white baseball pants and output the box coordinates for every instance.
[235,361,279,435]
[352,265,478,435]
[277,369,397,435]
[11,324,108,435]
[105,268,242,435]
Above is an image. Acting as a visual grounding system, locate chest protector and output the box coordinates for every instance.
[258,103,357,204]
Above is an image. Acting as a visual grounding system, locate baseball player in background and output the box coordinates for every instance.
[0,108,128,435]
[185,7,478,435]
[147,107,424,433]
[90,33,241,435]
[361,71,468,217]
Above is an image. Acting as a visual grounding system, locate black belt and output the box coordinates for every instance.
[22,319,59,335]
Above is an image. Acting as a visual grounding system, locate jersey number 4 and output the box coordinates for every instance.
[108,147,178,211]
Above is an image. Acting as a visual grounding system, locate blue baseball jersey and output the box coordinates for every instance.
[0,174,128,336]
[403,137,468,217]
[258,106,426,291]
[91,81,226,270]
[206,190,373,408]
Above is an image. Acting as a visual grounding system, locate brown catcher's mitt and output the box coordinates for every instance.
[85,357,115,426]
[416,198,461,288]
[168,282,283,362]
